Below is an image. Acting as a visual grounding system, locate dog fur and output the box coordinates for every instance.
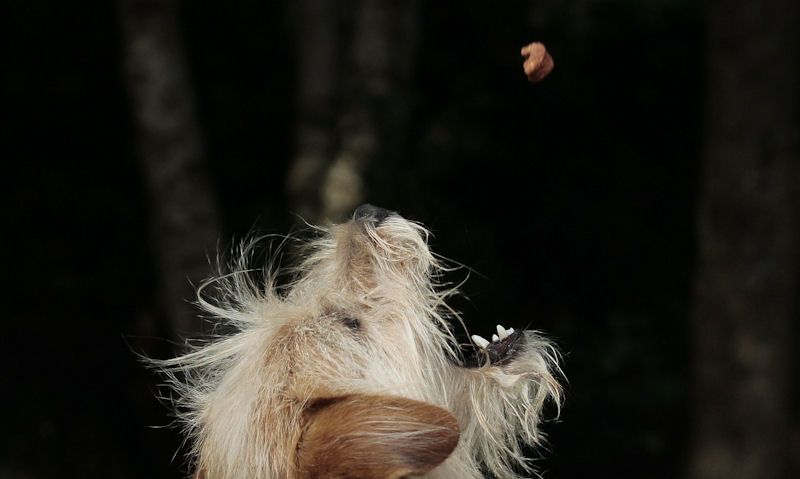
[154,207,562,478]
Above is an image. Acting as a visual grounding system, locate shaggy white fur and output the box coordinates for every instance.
[153,211,562,478]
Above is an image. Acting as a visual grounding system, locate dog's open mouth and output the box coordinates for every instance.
[464,325,525,367]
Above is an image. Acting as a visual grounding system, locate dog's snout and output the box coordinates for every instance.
[353,204,393,223]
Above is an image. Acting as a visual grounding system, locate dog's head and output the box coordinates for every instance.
[158,205,561,479]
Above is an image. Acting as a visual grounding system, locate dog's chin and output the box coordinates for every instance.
[328,215,434,288]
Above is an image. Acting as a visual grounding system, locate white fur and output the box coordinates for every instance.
[153,214,562,478]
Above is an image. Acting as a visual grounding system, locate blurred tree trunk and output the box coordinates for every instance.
[689,1,798,478]
[286,0,341,222]
[320,0,419,222]
[119,0,220,338]
[287,0,418,223]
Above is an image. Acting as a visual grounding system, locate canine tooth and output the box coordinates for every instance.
[471,335,490,349]
[497,325,509,340]
[492,334,499,342]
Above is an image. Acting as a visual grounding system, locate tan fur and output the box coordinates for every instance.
[297,395,460,478]
[154,211,562,478]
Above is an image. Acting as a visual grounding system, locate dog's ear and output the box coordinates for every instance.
[296,394,460,479]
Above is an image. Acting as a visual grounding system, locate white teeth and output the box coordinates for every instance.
[476,327,516,348]
[497,325,509,340]
[471,335,490,349]
[496,325,516,339]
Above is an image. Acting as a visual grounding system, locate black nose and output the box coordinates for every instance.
[353,204,393,223]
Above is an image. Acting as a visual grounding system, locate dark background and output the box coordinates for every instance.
[3,1,797,478]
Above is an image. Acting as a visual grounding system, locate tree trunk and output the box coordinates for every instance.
[321,0,418,223]
[286,0,342,222]
[688,1,798,478]
[287,0,418,224]
[119,0,220,338]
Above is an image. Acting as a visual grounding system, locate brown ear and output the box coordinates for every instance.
[296,394,460,479]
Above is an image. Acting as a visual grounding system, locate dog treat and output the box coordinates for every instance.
[521,41,554,83]
[154,204,562,479]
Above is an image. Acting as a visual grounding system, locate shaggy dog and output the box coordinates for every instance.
[154,205,562,478]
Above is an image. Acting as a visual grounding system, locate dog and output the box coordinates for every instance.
[154,204,562,478]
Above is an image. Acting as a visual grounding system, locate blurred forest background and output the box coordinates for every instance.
[3,0,798,478]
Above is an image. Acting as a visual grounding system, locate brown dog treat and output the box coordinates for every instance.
[521,42,554,83]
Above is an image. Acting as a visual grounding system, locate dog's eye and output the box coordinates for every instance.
[341,316,361,331]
